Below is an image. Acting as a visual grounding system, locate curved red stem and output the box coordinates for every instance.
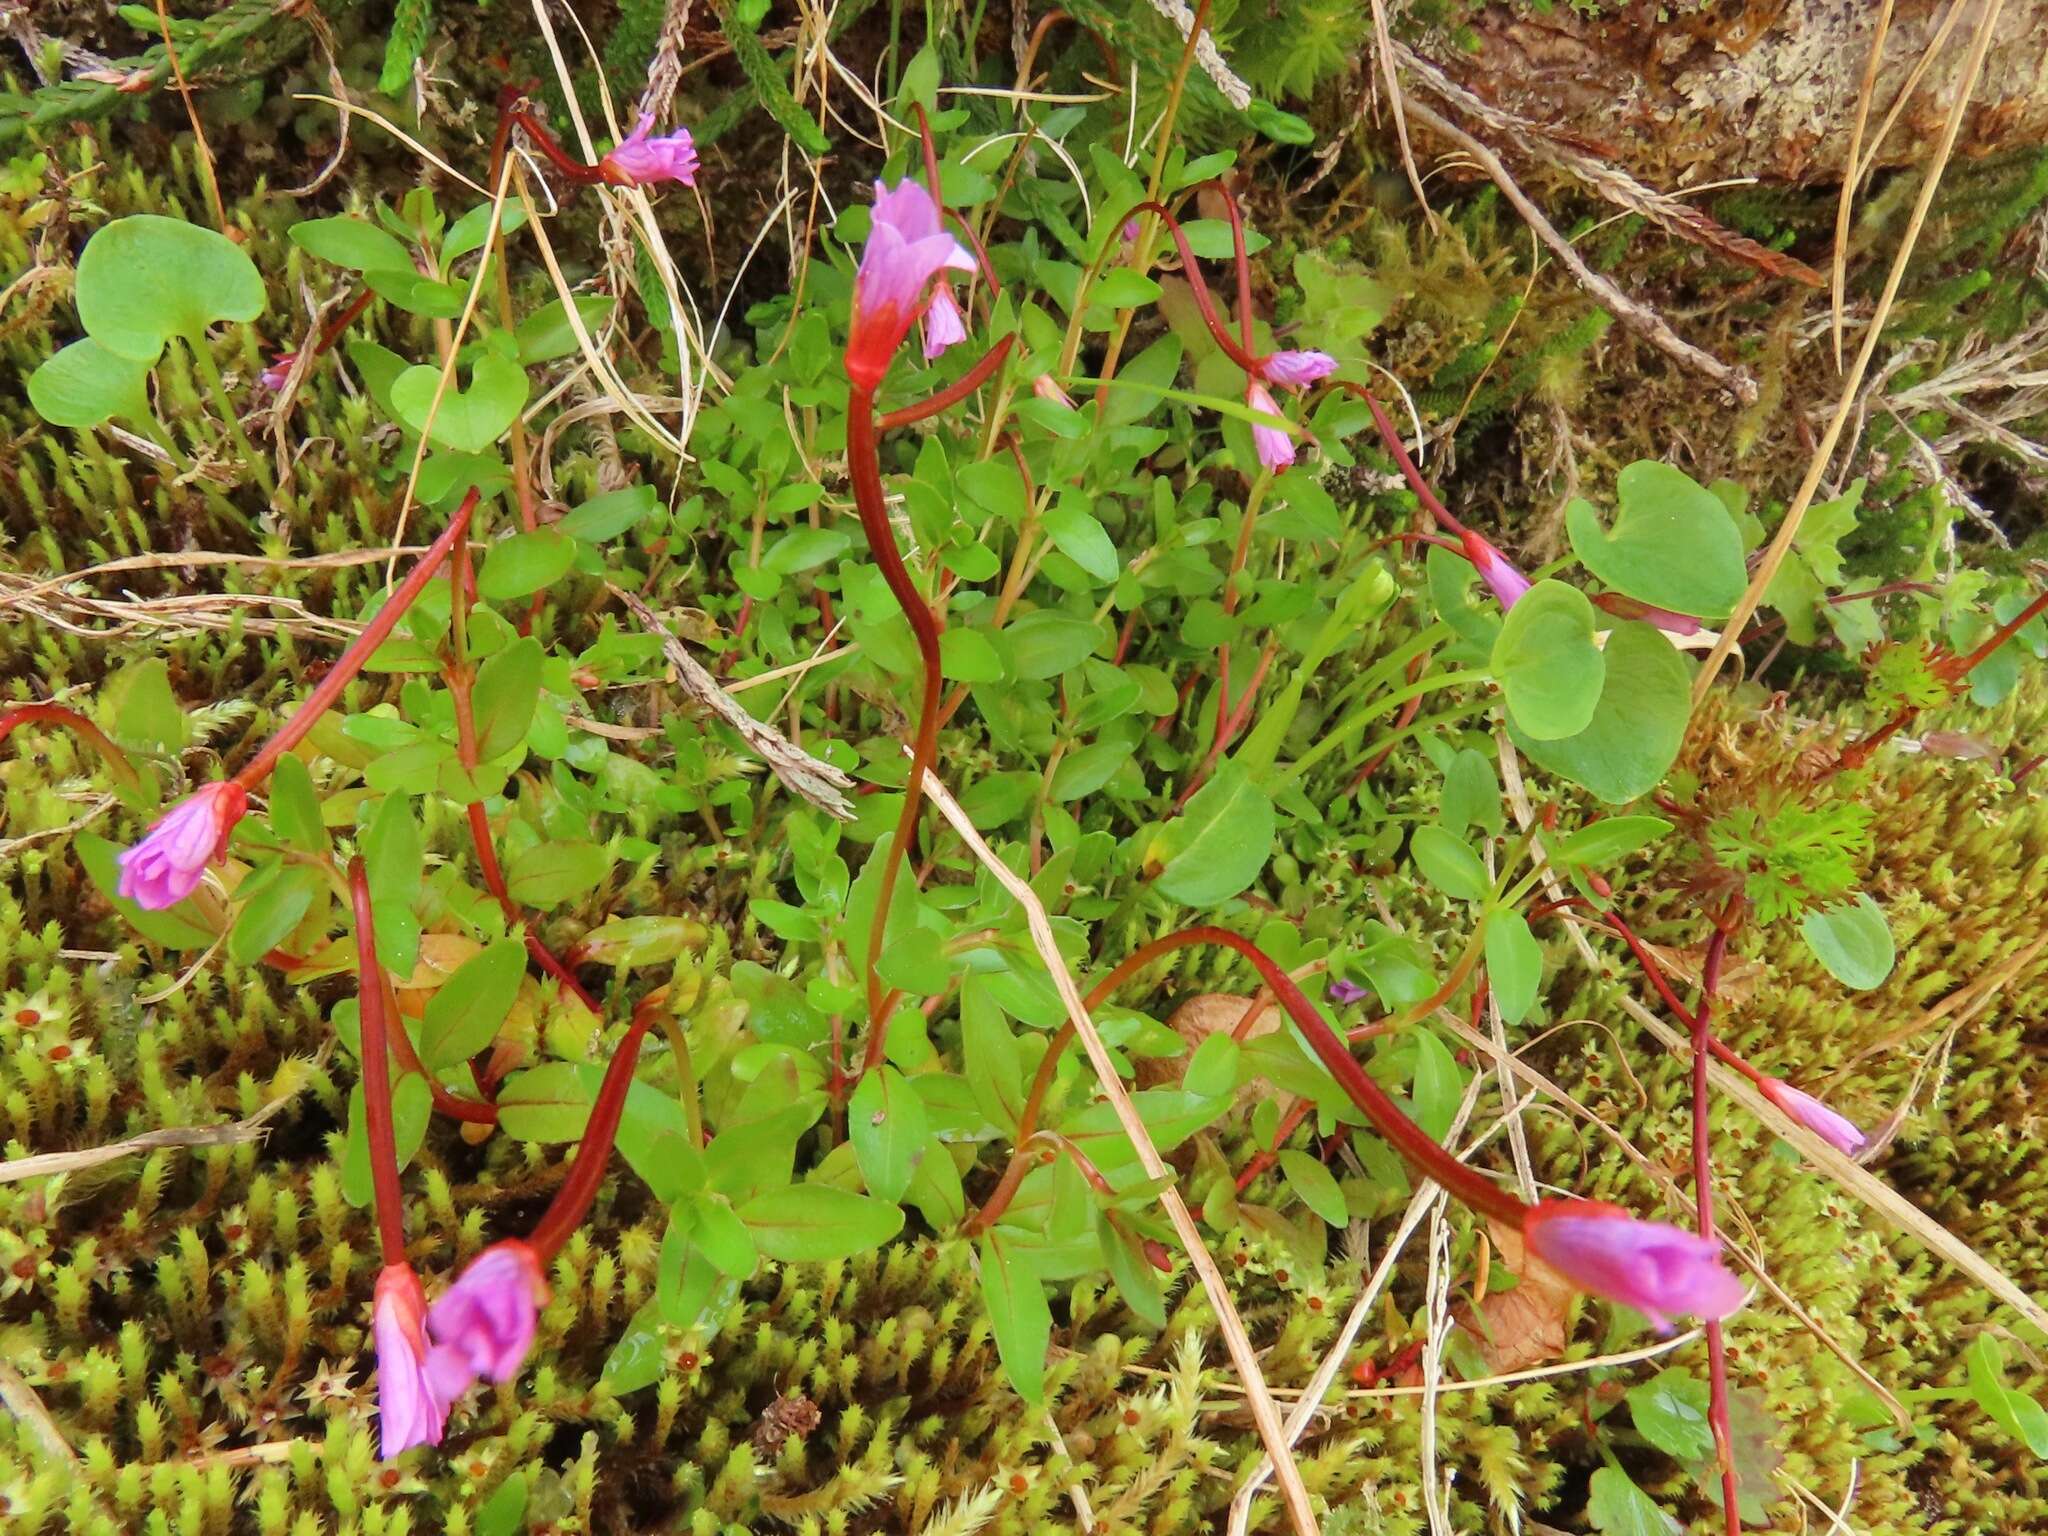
[349,858,411,1266]
[0,704,144,797]
[1121,199,1262,374]
[526,991,666,1260]
[878,336,1017,431]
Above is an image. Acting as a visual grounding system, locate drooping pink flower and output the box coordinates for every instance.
[260,352,297,393]
[844,180,975,392]
[373,1264,449,1458]
[922,281,967,360]
[1461,529,1533,611]
[598,113,698,188]
[116,781,247,910]
[1247,381,1295,471]
[1032,374,1076,410]
[1259,349,1338,390]
[426,1239,548,1384]
[1327,978,1369,1005]
[1522,1199,1745,1334]
[1759,1078,1868,1156]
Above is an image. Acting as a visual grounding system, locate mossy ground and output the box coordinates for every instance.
[2,4,2048,1534]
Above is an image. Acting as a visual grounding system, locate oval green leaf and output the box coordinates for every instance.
[1510,621,1691,805]
[1799,893,1894,991]
[28,338,156,428]
[1492,579,1605,741]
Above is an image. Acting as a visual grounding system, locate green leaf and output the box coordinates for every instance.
[1184,1032,1240,1098]
[363,266,464,320]
[1042,498,1120,583]
[1409,1027,1464,1141]
[1626,1369,1717,1462]
[1492,579,1605,740]
[907,1140,966,1228]
[736,1183,905,1262]
[1279,1150,1348,1226]
[978,1235,1051,1404]
[391,353,530,454]
[962,987,1025,1133]
[98,659,186,753]
[268,753,327,853]
[476,529,575,603]
[514,294,616,364]
[1967,1334,2048,1457]
[77,216,264,357]
[761,526,851,576]
[690,1195,759,1278]
[939,628,1004,683]
[76,832,215,949]
[1004,611,1104,679]
[1510,622,1691,804]
[505,839,611,908]
[419,940,525,1068]
[27,338,156,429]
[495,1063,592,1142]
[560,485,660,543]
[1097,1211,1167,1328]
[289,216,414,275]
[878,927,951,995]
[361,794,423,978]
[1566,462,1748,619]
[474,1471,530,1536]
[713,0,832,154]
[340,1074,432,1208]
[1484,910,1542,1023]
[1090,268,1163,309]
[228,864,320,966]
[471,637,543,761]
[1409,825,1490,903]
[1587,1466,1682,1536]
[442,201,530,266]
[1148,762,1275,907]
[656,1209,722,1328]
[1799,894,1895,991]
[1554,815,1672,866]
[849,1066,928,1203]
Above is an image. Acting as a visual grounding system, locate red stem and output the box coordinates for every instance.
[313,288,376,358]
[526,991,666,1260]
[233,492,478,792]
[847,390,945,1070]
[1345,384,1468,538]
[1949,584,2048,680]
[1121,200,1262,374]
[348,858,411,1266]
[1210,181,1254,356]
[0,704,144,797]
[877,336,1017,430]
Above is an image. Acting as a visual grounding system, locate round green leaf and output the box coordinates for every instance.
[27,338,156,428]
[391,352,530,454]
[1147,762,1275,907]
[1510,622,1691,804]
[1799,893,1894,991]
[1492,579,1605,741]
[77,215,265,358]
[1566,462,1748,619]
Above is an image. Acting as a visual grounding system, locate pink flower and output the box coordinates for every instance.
[1327,978,1369,1005]
[1759,1078,1867,1156]
[427,1240,547,1384]
[1248,381,1295,471]
[1031,374,1076,410]
[260,352,297,393]
[116,781,247,910]
[598,113,698,188]
[1523,1199,1745,1334]
[373,1264,449,1458]
[922,281,967,360]
[844,180,975,392]
[1460,529,1532,611]
[1259,349,1337,390]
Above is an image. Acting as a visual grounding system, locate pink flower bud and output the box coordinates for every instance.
[117,781,247,910]
[372,1264,450,1458]
[1759,1077,1867,1156]
[1460,529,1532,611]
[1522,1198,1745,1334]
[1259,349,1337,390]
[1247,381,1295,471]
[260,352,297,393]
[598,113,699,188]
[1031,374,1076,410]
[921,281,967,360]
[426,1239,547,1385]
[844,181,975,392]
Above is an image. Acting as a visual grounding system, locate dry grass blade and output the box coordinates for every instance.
[1833,0,1897,367]
[916,766,1321,1536]
[1400,95,1758,404]
[608,583,855,820]
[1693,0,2008,703]
[0,1359,73,1466]
[0,1061,313,1185]
[1369,0,1435,229]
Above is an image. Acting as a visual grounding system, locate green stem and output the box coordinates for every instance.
[1282,669,1490,783]
[185,333,272,493]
